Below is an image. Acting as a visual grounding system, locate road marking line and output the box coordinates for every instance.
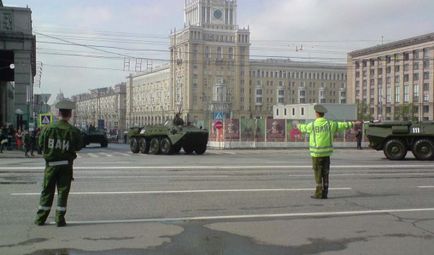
[46,207,434,225]
[418,186,434,189]
[112,152,131,157]
[75,175,230,179]
[289,173,434,177]
[10,187,352,196]
[98,152,112,157]
[1,164,434,170]
[76,154,82,159]
[86,153,99,158]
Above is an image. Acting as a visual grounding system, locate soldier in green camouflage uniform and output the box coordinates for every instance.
[34,99,83,227]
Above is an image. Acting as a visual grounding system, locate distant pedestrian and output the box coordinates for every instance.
[15,129,23,150]
[356,129,363,150]
[24,130,32,157]
[0,126,8,153]
[298,104,360,199]
[34,99,83,227]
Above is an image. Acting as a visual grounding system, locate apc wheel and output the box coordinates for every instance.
[383,139,407,160]
[412,139,434,160]
[130,137,139,153]
[183,144,194,154]
[139,138,149,154]
[160,138,172,155]
[172,145,182,154]
[149,138,160,155]
[194,143,207,155]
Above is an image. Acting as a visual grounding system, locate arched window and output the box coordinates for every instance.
[217,47,222,59]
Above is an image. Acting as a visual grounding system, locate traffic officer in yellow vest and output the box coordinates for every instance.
[298,104,359,199]
[34,99,83,226]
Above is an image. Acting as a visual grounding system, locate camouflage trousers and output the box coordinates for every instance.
[312,156,330,198]
[35,163,73,224]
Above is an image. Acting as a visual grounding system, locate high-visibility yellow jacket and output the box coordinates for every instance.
[298,117,353,158]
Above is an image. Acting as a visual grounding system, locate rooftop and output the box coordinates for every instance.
[349,32,434,57]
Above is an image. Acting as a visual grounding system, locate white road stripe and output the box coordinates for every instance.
[98,152,112,157]
[86,153,99,158]
[1,164,434,170]
[74,175,230,179]
[10,187,352,196]
[289,172,434,177]
[112,152,131,157]
[46,207,434,225]
[417,186,434,189]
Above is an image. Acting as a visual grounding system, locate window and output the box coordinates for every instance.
[228,47,233,60]
[423,91,429,102]
[386,56,391,64]
[423,60,430,69]
[423,105,429,113]
[377,68,383,75]
[403,74,409,82]
[404,64,409,72]
[413,84,419,101]
[404,52,410,61]
[395,66,400,72]
[217,47,222,59]
[394,75,400,83]
[414,62,419,70]
[378,78,383,86]
[205,47,210,59]
[423,72,429,80]
[404,85,409,103]
[386,86,391,103]
[301,107,305,116]
[423,48,430,58]
[386,67,391,74]
[414,73,419,81]
[413,50,420,60]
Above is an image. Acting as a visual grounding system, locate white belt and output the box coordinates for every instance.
[48,160,69,167]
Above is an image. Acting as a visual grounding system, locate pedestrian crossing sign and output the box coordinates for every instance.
[38,113,53,127]
[213,112,224,120]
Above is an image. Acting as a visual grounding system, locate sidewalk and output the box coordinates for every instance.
[0,149,43,159]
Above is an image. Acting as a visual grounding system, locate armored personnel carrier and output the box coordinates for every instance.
[128,121,208,155]
[81,128,108,148]
[365,121,434,160]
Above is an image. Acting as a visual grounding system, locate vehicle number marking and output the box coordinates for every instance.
[412,127,420,133]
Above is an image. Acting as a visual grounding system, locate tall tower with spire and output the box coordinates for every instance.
[170,0,250,122]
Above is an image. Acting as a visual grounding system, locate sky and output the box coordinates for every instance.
[4,0,434,103]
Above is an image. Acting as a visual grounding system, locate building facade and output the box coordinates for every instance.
[126,65,170,127]
[251,59,346,118]
[0,3,36,128]
[348,33,434,121]
[125,0,347,128]
[73,83,126,132]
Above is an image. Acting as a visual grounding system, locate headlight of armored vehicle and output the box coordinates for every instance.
[140,129,146,134]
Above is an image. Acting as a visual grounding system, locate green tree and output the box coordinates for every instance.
[356,101,371,121]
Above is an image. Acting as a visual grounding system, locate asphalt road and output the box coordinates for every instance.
[1,144,434,255]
